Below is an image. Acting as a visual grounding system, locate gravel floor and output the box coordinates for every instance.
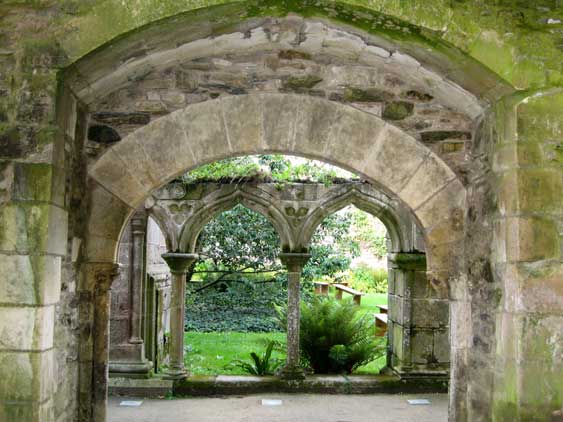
[109,393,448,422]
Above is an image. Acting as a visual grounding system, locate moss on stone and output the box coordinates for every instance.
[421,131,472,143]
[282,75,323,92]
[343,87,391,103]
[278,50,312,61]
[12,163,53,202]
[382,101,414,120]
[47,0,563,90]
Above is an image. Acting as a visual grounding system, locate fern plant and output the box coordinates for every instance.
[229,340,282,376]
[277,297,384,374]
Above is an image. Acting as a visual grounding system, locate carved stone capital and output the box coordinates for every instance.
[388,252,426,270]
[279,252,311,273]
[162,252,198,274]
[83,262,121,293]
[130,209,148,234]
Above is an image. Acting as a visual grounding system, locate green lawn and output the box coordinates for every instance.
[359,292,388,315]
[184,331,286,375]
[183,293,388,376]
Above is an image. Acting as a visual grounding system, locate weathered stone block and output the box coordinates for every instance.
[498,168,562,216]
[387,269,396,295]
[411,330,434,364]
[362,125,427,194]
[174,99,229,165]
[501,261,563,314]
[262,94,301,152]
[12,163,53,202]
[518,361,563,417]
[0,305,54,351]
[88,148,150,208]
[425,239,464,274]
[393,271,405,297]
[0,254,61,305]
[504,216,560,262]
[291,97,341,158]
[86,180,132,241]
[0,399,54,422]
[84,235,120,263]
[517,92,563,142]
[434,330,450,363]
[426,270,450,299]
[415,179,465,242]
[388,294,403,322]
[400,153,457,210]
[411,299,449,329]
[0,349,54,401]
[392,323,404,360]
[412,270,428,299]
[323,105,385,171]
[0,203,67,255]
[221,95,263,154]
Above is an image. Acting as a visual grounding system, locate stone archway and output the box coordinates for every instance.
[84,93,466,420]
[87,94,465,265]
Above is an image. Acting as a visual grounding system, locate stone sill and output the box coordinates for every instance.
[109,374,448,398]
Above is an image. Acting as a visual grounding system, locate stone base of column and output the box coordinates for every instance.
[279,364,305,381]
[162,368,188,380]
[390,364,449,380]
[109,361,153,378]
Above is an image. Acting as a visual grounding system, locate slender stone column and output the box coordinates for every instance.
[279,252,311,380]
[129,212,146,344]
[161,252,198,379]
[87,263,121,422]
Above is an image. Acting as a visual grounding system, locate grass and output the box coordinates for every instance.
[183,293,388,376]
[184,331,286,375]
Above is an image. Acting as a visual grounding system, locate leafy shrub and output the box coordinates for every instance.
[277,297,384,374]
[350,265,388,293]
[185,281,288,332]
[229,340,283,375]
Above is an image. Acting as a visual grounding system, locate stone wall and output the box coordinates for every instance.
[0,2,562,421]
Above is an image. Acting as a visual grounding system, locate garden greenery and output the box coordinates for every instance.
[184,156,388,333]
[277,297,385,374]
[229,340,283,376]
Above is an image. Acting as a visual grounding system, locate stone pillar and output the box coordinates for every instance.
[278,252,311,380]
[129,212,146,345]
[387,253,449,378]
[108,213,152,377]
[161,253,198,379]
[83,263,120,422]
[488,92,563,421]
[144,275,157,365]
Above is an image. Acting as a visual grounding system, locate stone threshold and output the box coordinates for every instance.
[109,374,448,398]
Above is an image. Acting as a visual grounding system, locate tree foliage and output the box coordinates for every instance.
[181,155,356,185]
[184,157,387,332]
[187,205,360,332]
